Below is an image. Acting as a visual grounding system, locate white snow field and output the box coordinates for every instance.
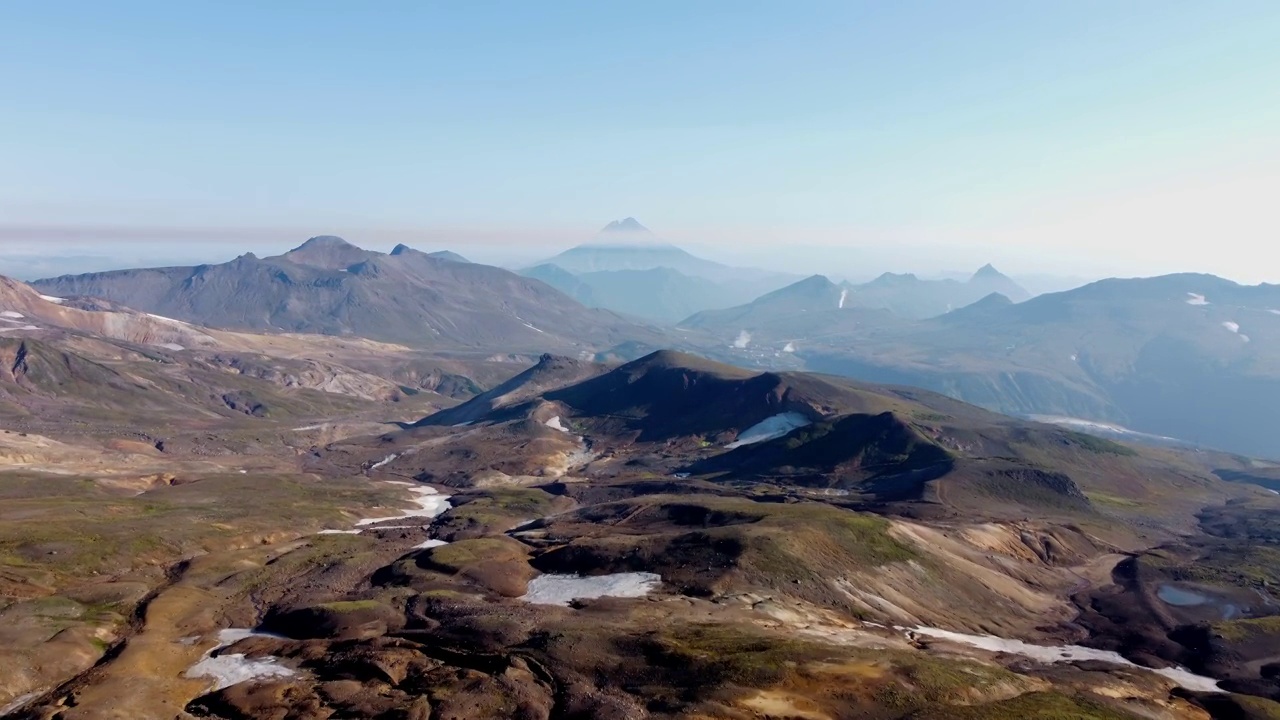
[906,626,1220,692]
[185,629,296,691]
[520,572,663,606]
[725,412,812,449]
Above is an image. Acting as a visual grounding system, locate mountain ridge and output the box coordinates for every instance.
[31,236,669,352]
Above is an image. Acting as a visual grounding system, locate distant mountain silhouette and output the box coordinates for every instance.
[597,217,654,237]
[836,265,1030,318]
[525,219,801,321]
[521,263,599,306]
[521,263,782,324]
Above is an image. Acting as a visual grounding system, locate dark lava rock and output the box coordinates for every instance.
[263,601,404,641]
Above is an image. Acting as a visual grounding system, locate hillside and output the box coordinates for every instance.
[326,349,1230,527]
[679,275,902,360]
[0,272,541,447]
[415,353,609,428]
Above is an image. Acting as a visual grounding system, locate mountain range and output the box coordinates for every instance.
[686,271,1280,457]
[31,236,664,353]
[680,264,1031,326]
[22,229,1280,458]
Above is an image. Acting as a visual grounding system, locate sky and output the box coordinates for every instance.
[3,1,1280,282]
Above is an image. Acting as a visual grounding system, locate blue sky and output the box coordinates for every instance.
[3,1,1279,280]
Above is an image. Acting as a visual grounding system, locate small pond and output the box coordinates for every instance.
[1158,584,1239,619]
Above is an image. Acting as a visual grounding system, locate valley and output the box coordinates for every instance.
[6,234,1280,719]
[5,316,1280,718]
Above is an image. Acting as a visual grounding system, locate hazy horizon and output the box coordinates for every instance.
[0,218,1263,291]
[5,2,1280,284]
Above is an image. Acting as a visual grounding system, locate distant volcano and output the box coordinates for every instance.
[589,217,665,247]
[598,217,652,236]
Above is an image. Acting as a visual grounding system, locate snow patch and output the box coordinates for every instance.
[520,572,662,606]
[513,314,545,333]
[39,295,65,304]
[838,288,848,309]
[1221,322,1249,341]
[545,416,569,433]
[1030,415,1178,441]
[146,312,190,326]
[1186,293,1209,306]
[905,626,1220,692]
[451,421,474,428]
[732,330,752,349]
[292,424,327,432]
[315,482,452,536]
[185,629,295,691]
[154,343,185,351]
[782,342,796,353]
[0,325,40,332]
[413,538,449,550]
[355,486,452,527]
[0,311,23,319]
[726,412,812,449]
